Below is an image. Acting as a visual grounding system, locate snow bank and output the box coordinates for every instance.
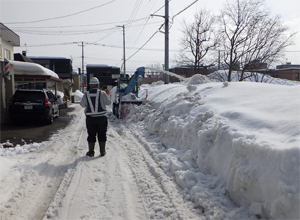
[0,136,58,157]
[208,70,300,86]
[72,90,83,102]
[124,79,300,219]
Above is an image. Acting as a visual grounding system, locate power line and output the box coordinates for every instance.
[11,27,119,35]
[7,20,162,36]
[19,41,179,52]
[123,1,199,65]
[171,0,198,21]
[7,17,150,29]
[151,0,172,15]
[5,0,116,24]
[127,17,151,54]
[126,23,165,61]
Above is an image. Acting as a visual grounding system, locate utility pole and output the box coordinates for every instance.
[150,1,170,84]
[117,25,126,76]
[164,0,169,84]
[81,42,84,91]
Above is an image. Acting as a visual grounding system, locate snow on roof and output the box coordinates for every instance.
[10,60,59,78]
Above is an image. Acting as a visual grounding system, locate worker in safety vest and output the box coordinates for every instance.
[80,77,111,157]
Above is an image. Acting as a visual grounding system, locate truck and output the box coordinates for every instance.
[112,67,145,118]
[86,64,120,92]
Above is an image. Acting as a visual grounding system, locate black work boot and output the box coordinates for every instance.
[99,142,106,157]
[86,142,95,157]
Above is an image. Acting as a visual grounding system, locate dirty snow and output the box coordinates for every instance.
[0,74,299,220]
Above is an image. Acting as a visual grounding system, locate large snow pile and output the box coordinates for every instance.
[209,70,300,86]
[124,77,300,219]
[72,90,84,102]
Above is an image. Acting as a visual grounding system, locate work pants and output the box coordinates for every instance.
[86,116,108,143]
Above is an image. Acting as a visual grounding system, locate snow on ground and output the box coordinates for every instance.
[208,70,300,86]
[124,76,300,219]
[0,74,299,220]
[72,89,84,103]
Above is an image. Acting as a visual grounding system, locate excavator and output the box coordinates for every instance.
[112,67,146,118]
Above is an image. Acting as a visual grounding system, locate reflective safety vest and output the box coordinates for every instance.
[85,89,106,116]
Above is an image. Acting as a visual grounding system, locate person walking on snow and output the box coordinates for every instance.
[80,77,111,157]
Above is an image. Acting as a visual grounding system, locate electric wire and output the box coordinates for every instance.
[127,17,151,54]
[171,0,198,23]
[125,0,199,61]
[126,22,165,61]
[6,20,162,36]
[20,41,179,52]
[12,27,118,35]
[5,0,117,24]
[10,0,198,67]
[7,17,150,29]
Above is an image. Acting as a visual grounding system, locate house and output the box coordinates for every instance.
[169,65,215,78]
[256,63,300,82]
[0,23,20,61]
[1,23,63,124]
[0,23,20,123]
[272,63,300,81]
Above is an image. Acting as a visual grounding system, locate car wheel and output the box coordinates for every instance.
[55,109,60,118]
[46,115,54,125]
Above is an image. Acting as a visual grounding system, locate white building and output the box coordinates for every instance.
[0,23,20,123]
[0,23,20,61]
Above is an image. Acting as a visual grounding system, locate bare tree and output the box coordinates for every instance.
[219,0,295,82]
[176,9,218,74]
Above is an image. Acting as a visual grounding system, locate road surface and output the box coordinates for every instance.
[0,105,203,220]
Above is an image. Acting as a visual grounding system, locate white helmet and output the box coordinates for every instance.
[89,77,99,85]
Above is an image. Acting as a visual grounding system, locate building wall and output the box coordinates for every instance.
[276,63,300,70]
[170,66,215,78]
[0,23,20,123]
[0,61,5,123]
[269,69,300,81]
[0,40,14,60]
[0,62,15,124]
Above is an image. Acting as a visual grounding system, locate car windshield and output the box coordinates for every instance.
[14,91,45,103]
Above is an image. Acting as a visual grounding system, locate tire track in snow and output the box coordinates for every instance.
[0,105,86,220]
[109,114,201,220]
[44,113,149,220]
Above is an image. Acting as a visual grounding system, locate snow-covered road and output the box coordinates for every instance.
[0,105,200,219]
[43,109,200,220]
[0,104,247,220]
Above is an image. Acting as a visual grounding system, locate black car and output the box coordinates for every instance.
[9,89,60,124]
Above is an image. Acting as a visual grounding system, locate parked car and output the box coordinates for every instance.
[9,89,60,124]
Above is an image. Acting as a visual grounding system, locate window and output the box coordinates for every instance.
[5,49,11,60]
